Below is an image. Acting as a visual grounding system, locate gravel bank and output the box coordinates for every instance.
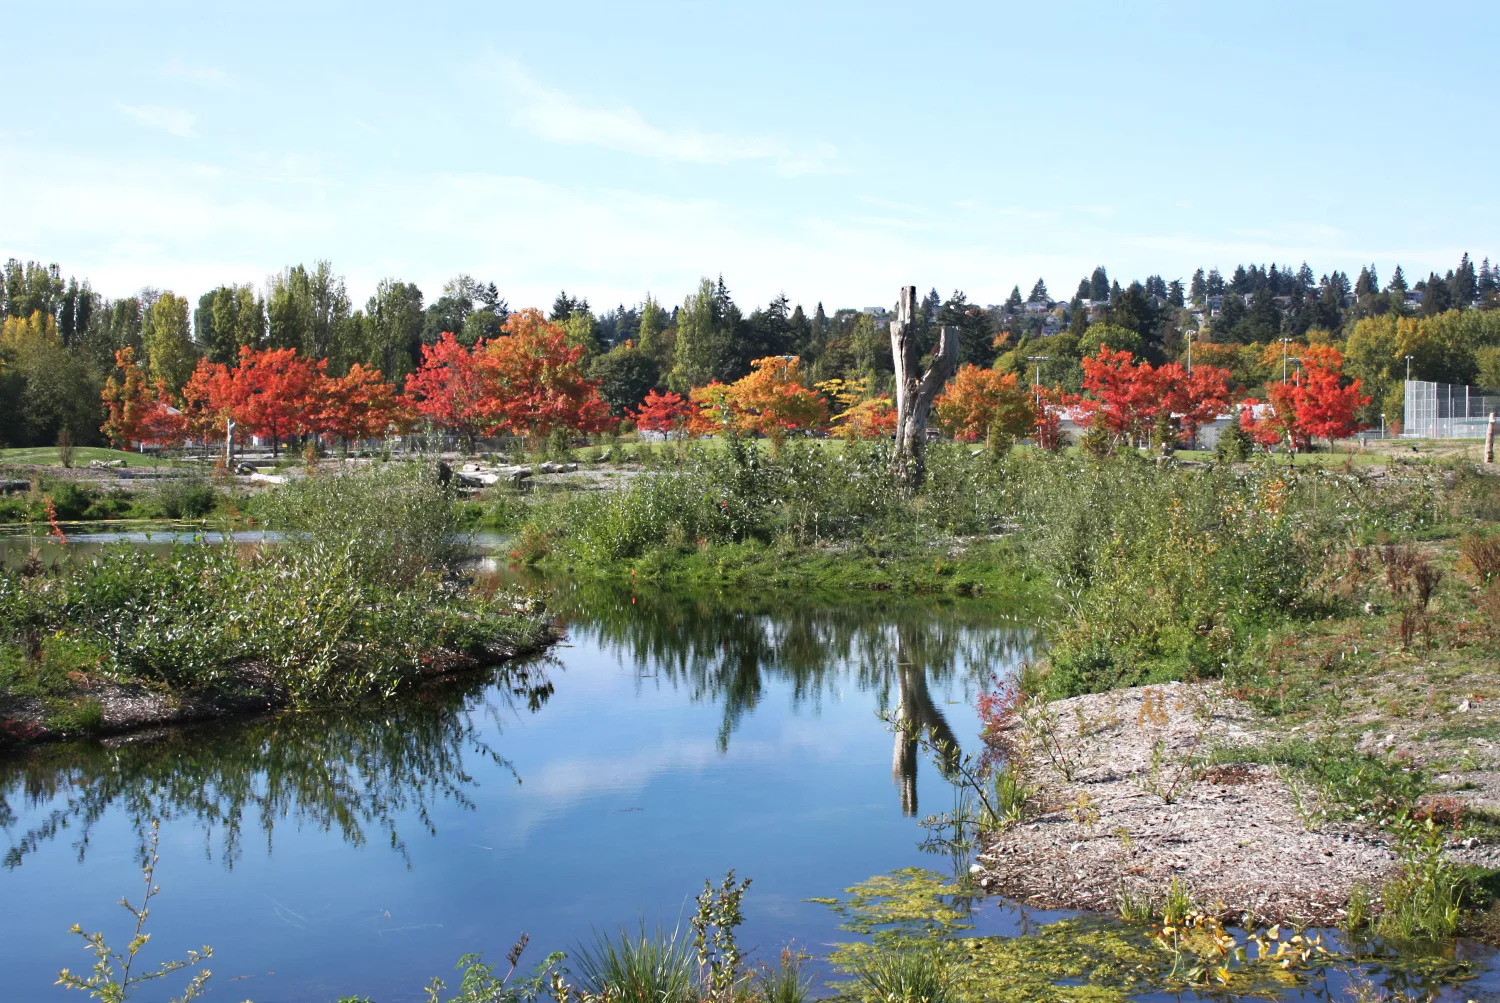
[972,681,1489,926]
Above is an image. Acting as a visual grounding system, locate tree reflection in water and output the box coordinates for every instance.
[1,580,1036,869]
[0,660,555,870]
[538,578,1038,817]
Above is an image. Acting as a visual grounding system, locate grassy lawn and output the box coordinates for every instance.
[0,446,191,468]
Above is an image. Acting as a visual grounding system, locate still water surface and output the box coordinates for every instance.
[0,576,1039,1001]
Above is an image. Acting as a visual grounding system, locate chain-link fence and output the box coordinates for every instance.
[1404,380,1500,439]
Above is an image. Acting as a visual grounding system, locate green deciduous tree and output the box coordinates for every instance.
[142,292,198,392]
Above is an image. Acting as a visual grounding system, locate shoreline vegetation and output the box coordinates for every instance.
[0,464,555,747]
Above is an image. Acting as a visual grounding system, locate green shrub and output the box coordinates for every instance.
[256,462,464,583]
[142,477,217,519]
[1,466,548,705]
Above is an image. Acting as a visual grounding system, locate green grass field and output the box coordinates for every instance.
[0,446,191,469]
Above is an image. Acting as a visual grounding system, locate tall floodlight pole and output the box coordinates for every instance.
[1186,329,1194,374]
[1405,355,1413,381]
[1027,356,1049,406]
[1281,338,1292,383]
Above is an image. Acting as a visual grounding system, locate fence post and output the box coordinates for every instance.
[1487,412,1495,465]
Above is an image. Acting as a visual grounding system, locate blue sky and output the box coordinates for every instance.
[3,0,1497,314]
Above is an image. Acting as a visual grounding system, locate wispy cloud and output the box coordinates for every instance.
[158,59,230,87]
[119,104,197,138]
[486,58,838,177]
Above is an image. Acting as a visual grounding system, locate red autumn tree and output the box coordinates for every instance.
[316,364,410,445]
[1158,363,1233,447]
[1245,382,1309,452]
[1243,347,1368,452]
[1296,365,1369,445]
[180,359,235,445]
[141,381,187,447]
[404,332,500,450]
[932,365,1036,442]
[631,389,691,434]
[406,311,612,449]
[228,347,322,456]
[1032,386,1080,451]
[482,309,612,439]
[99,347,156,449]
[1079,347,1162,445]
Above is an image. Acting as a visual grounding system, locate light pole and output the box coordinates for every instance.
[1281,338,1292,383]
[1027,356,1049,406]
[1381,412,1386,439]
[1405,355,1413,381]
[1186,328,1194,374]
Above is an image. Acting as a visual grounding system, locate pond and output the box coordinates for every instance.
[0,575,1042,1001]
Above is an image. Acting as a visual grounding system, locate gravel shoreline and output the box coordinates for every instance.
[974,681,1500,926]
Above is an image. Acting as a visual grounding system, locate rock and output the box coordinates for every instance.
[235,463,257,475]
[88,458,126,469]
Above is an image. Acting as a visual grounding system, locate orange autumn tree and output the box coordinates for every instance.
[100,347,158,449]
[316,363,410,446]
[932,365,1035,444]
[180,359,235,446]
[689,356,827,443]
[686,381,736,436]
[481,309,611,440]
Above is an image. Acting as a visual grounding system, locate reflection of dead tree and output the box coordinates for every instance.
[892,655,960,817]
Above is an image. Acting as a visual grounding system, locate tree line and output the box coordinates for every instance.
[1,251,1496,450]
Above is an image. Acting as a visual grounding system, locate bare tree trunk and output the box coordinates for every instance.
[890,285,959,488]
[1486,411,1495,465]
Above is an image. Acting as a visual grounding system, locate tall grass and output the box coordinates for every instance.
[571,923,698,1003]
[511,442,1464,698]
[847,948,957,1003]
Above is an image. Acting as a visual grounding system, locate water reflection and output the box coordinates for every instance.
[539,578,1036,815]
[0,660,554,869]
[2,581,1036,869]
